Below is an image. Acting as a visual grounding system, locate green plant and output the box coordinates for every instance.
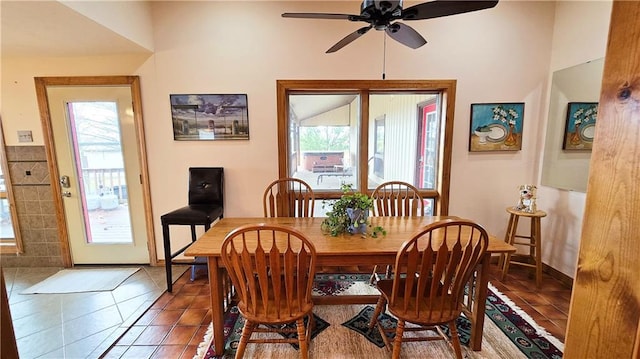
[321,184,386,238]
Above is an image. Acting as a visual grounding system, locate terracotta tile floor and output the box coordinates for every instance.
[102,263,572,358]
[488,263,571,343]
[102,269,211,359]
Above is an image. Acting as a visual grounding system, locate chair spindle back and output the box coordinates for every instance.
[221,224,317,321]
[391,219,488,321]
[263,178,315,218]
[372,181,424,217]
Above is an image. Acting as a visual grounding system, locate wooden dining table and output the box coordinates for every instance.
[185,216,515,356]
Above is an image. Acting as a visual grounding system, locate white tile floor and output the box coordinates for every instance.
[3,265,188,359]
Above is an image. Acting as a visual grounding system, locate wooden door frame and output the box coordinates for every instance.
[34,76,157,267]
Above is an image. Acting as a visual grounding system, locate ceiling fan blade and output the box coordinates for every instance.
[282,12,353,20]
[402,0,499,20]
[385,23,427,49]
[326,26,373,53]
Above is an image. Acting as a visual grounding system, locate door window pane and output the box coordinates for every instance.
[67,102,133,244]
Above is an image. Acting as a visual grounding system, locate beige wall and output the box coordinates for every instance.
[0,1,612,273]
[538,1,612,277]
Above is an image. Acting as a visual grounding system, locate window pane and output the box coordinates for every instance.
[367,93,440,190]
[288,93,360,191]
[0,198,14,239]
[68,102,133,244]
[0,135,16,241]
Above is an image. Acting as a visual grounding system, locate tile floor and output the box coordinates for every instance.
[6,261,572,359]
[104,263,571,358]
[3,265,188,359]
[489,263,571,342]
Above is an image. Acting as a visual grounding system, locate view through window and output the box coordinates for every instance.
[277,80,455,216]
[0,122,22,253]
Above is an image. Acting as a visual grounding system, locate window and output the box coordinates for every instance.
[276,80,455,216]
[0,122,23,253]
[373,115,385,178]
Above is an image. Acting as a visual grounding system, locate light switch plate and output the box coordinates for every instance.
[17,130,33,143]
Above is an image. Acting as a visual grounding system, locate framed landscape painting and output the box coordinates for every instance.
[469,102,525,152]
[170,94,249,141]
[563,102,598,150]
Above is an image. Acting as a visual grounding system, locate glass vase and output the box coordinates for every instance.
[346,208,368,234]
[504,123,517,147]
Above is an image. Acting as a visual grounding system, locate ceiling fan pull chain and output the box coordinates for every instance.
[382,33,387,80]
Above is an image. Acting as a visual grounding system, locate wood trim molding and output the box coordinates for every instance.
[275,79,456,215]
[34,76,157,267]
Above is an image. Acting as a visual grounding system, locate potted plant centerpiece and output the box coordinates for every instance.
[321,184,385,238]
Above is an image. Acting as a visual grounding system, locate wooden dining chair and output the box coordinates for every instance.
[220,223,317,359]
[263,177,315,217]
[370,181,425,282]
[371,180,425,217]
[368,219,489,359]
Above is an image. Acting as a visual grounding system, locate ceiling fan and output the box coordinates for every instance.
[282,0,499,53]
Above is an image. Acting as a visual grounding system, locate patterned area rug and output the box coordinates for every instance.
[484,287,564,358]
[196,307,330,359]
[342,287,564,359]
[342,305,474,349]
[195,275,564,359]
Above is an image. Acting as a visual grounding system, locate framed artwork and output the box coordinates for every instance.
[170,94,249,141]
[469,103,525,152]
[563,102,598,150]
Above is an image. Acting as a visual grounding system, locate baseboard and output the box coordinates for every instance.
[489,254,574,289]
[542,263,574,289]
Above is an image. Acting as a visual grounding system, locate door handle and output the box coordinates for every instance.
[62,191,71,197]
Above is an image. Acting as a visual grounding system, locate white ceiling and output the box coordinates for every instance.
[1,1,150,57]
[1,1,355,120]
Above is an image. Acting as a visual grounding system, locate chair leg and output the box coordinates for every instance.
[369,265,379,284]
[368,296,387,329]
[448,321,463,359]
[235,320,255,359]
[161,223,173,292]
[391,320,405,359]
[296,318,309,359]
[306,312,315,344]
[384,265,392,279]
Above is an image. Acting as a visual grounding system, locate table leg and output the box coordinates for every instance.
[470,254,490,351]
[208,256,225,356]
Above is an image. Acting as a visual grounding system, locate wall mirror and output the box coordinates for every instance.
[541,58,604,192]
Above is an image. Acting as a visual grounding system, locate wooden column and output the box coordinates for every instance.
[564,1,640,358]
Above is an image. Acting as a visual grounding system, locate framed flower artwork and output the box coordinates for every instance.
[469,102,525,152]
[562,102,598,150]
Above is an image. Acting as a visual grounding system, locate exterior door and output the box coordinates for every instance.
[46,85,149,264]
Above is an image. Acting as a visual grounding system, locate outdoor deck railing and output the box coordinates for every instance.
[82,168,127,202]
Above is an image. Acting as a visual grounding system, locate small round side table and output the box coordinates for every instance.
[499,207,547,287]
